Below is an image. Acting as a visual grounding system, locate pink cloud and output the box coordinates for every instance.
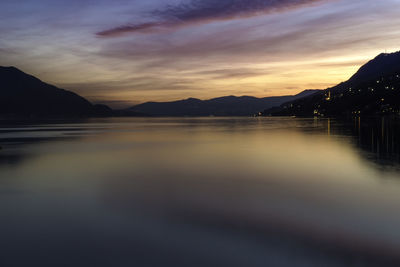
[96,0,332,37]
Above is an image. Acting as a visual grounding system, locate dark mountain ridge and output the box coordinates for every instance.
[0,66,112,117]
[265,51,400,117]
[349,52,400,83]
[129,90,320,116]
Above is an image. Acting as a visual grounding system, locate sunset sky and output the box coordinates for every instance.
[1,0,400,107]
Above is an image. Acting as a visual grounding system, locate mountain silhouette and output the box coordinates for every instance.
[265,51,400,117]
[0,66,112,117]
[348,52,400,83]
[129,90,319,116]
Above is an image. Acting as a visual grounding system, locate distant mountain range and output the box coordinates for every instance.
[129,90,319,117]
[0,66,113,118]
[3,50,400,119]
[0,66,319,118]
[265,51,400,117]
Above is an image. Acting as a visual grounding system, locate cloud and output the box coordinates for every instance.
[97,22,164,37]
[193,68,271,80]
[97,0,330,37]
[90,0,400,102]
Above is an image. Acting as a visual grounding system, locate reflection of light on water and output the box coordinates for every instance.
[2,117,400,265]
[328,118,331,136]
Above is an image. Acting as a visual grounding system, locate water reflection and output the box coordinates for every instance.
[310,117,400,171]
[351,117,400,168]
[3,117,400,171]
[1,117,400,266]
[0,120,108,166]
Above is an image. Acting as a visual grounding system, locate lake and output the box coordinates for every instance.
[1,117,400,266]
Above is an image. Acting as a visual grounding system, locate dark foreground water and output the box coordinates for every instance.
[1,117,400,267]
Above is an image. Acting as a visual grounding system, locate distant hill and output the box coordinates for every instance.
[264,51,400,117]
[129,90,320,116]
[0,66,113,117]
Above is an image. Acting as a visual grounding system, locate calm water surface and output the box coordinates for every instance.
[1,117,400,267]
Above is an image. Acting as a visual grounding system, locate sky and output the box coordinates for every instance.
[1,0,400,107]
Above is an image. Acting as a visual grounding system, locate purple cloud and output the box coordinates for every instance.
[97,0,330,37]
[97,22,164,37]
